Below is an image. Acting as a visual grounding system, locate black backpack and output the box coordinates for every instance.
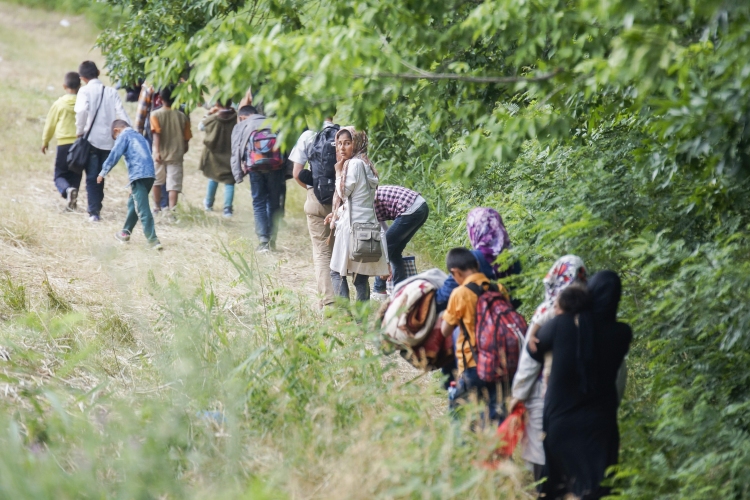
[308,124,340,205]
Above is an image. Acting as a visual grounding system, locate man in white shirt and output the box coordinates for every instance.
[75,61,131,221]
[289,118,338,308]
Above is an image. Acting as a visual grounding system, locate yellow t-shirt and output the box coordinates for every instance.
[442,273,509,376]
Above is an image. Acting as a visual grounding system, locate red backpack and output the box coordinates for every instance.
[244,128,283,172]
[462,282,527,384]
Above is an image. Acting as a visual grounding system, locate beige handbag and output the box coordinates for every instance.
[348,163,383,263]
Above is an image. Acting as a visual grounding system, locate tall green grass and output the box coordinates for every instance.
[0,252,527,498]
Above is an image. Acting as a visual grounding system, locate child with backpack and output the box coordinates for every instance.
[41,71,81,210]
[199,99,237,217]
[230,105,285,252]
[440,247,526,424]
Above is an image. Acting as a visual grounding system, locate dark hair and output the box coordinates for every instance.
[64,72,81,90]
[216,98,233,108]
[557,284,592,314]
[238,105,258,117]
[159,85,175,106]
[78,61,99,80]
[338,129,352,140]
[111,119,130,132]
[446,247,479,272]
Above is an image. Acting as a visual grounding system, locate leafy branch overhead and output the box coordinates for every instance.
[96,0,750,497]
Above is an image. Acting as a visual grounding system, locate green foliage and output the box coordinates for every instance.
[1,273,27,313]
[0,252,526,498]
[69,0,750,495]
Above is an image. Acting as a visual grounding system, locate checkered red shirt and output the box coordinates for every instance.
[374,185,420,222]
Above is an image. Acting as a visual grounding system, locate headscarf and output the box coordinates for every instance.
[531,255,587,326]
[575,270,622,394]
[466,208,511,275]
[329,127,379,232]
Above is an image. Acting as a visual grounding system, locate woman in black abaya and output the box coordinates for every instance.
[529,271,632,499]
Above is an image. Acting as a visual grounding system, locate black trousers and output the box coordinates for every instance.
[53,144,82,197]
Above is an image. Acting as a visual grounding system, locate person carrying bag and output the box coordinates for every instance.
[327,126,389,301]
[67,85,105,174]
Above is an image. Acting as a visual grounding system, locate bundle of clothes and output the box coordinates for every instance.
[378,269,455,371]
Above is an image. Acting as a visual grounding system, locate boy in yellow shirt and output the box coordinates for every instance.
[41,72,81,210]
[441,247,502,423]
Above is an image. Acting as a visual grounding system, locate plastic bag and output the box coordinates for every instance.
[496,402,526,457]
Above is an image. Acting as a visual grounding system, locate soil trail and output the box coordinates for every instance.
[0,4,432,392]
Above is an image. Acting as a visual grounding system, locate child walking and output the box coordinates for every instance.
[42,71,81,210]
[199,99,237,217]
[97,120,162,250]
[150,86,191,212]
[440,247,507,423]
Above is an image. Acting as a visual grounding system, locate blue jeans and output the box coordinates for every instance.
[331,272,370,302]
[373,203,429,293]
[449,367,502,424]
[205,180,235,210]
[124,178,158,243]
[85,146,109,215]
[249,169,285,243]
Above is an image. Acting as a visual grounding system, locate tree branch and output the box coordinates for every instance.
[355,68,563,84]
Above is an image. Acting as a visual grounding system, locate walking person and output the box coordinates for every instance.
[42,71,81,210]
[371,185,429,299]
[74,60,131,221]
[508,255,587,483]
[97,120,161,249]
[231,105,285,251]
[134,81,168,210]
[149,86,191,211]
[529,271,632,499]
[326,127,389,302]
[290,117,339,307]
[199,99,237,217]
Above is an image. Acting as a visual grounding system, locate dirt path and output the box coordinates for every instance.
[0,3,434,394]
[0,4,319,319]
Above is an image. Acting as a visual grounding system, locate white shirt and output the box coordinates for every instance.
[75,79,131,150]
[288,120,335,166]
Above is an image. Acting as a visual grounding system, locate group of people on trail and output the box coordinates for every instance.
[375,206,632,499]
[42,63,632,499]
[41,63,295,253]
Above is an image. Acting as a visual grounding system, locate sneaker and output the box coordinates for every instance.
[256,242,270,253]
[66,187,78,210]
[150,241,163,251]
[371,291,389,302]
[115,230,131,243]
[204,201,213,212]
[223,207,233,218]
[88,214,101,222]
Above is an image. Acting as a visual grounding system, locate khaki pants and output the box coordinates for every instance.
[304,189,335,307]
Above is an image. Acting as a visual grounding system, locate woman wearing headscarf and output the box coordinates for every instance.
[529,271,632,500]
[508,255,587,483]
[435,207,521,311]
[326,127,389,301]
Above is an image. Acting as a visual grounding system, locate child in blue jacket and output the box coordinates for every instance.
[97,120,162,249]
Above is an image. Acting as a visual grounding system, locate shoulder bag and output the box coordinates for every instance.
[67,85,106,174]
[349,162,383,263]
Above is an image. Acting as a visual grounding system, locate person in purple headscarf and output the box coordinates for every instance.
[436,207,522,311]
